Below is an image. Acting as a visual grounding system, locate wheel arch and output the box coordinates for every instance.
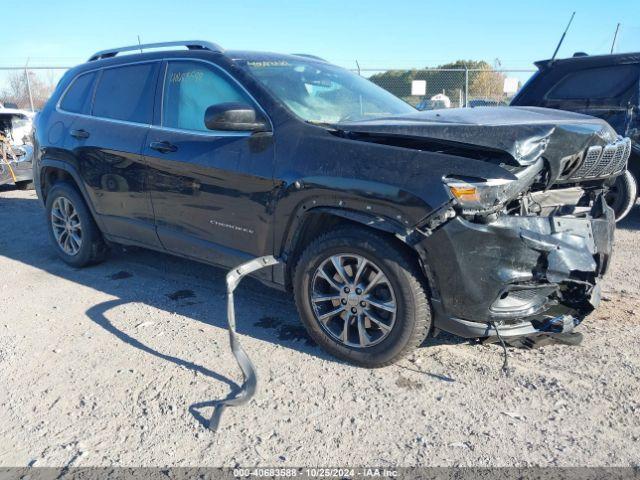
[39,159,104,230]
[279,205,426,291]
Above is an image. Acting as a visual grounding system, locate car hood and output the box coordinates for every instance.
[334,106,620,180]
[0,108,35,118]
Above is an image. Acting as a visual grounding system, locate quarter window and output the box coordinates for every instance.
[92,63,159,123]
[60,72,96,114]
[162,61,251,131]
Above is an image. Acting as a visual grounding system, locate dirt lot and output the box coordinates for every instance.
[0,186,639,467]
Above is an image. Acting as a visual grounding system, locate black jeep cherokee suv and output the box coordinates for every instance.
[34,41,626,367]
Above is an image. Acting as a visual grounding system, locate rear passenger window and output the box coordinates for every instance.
[60,72,96,114]
[92,63,159,123]
[547,65,639,100]
[162,61,251,131]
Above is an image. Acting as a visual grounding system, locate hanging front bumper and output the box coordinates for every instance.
[418,195,614,339]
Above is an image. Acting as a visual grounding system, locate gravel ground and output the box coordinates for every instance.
[0,186,639,468]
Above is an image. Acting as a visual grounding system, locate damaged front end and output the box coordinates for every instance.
[0,110,35,187]
[407,121,626,343]
[332,107,628,343]
[420,193,614,341]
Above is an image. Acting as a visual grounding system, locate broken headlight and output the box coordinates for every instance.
[444,159,545,215]
[445,177,514,213]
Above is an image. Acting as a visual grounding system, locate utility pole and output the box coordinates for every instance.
[611,23,621,54]
[464,67,469,107]
[24,58,34,112]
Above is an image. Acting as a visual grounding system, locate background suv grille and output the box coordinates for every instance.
[569,138,631,180]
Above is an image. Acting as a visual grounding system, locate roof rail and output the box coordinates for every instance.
[88,40,224,62]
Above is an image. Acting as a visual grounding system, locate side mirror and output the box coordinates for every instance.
[204,103,268,132]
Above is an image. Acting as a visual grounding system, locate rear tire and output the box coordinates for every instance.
[293,226,432,368]
[607,170,637,222]
[45,182,108,267]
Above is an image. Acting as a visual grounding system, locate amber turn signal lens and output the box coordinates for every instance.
[449,185,479,202]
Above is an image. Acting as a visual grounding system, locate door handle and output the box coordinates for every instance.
[70,129,90,139]
[149,141,177,153]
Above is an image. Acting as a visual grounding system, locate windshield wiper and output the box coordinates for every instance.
[306,120,343,130]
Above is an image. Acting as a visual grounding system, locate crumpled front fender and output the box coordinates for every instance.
[416,197,614,325]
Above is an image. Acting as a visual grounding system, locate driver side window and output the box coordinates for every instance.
[162,61,251,132]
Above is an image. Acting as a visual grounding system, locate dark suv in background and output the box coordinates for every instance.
[512,52,640,221]
[34,41,626,367]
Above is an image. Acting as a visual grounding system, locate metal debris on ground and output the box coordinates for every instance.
[208,255,280,432]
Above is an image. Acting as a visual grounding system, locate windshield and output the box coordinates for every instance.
[242,58,415,123]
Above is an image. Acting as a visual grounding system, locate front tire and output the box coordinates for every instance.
[607,170,637,222]
[45,182,108,267]
[293,226,432,368]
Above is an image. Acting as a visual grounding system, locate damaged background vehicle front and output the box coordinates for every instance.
[0,105,35,190]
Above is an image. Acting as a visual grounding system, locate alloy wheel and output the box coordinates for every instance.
[50,196,83,256]
[310,253,397,348]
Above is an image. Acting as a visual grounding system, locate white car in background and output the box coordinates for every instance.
[0,103,35,189]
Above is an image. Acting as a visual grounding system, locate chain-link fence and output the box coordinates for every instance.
[0,66,535,112]
[0,67,69,111]
[357,68,536,109]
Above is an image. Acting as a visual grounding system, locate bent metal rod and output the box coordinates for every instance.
[209,255,280,431]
